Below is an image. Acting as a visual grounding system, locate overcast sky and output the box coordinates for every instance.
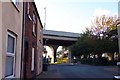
[35,0,119,33]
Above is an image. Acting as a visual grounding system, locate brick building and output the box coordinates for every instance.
[23,2,43,78]
[0,0,43,79]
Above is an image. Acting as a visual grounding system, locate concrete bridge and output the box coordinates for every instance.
[43,30,80,63]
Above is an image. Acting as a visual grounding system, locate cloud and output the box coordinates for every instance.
[90,8,118,22]
[93,8,111,17]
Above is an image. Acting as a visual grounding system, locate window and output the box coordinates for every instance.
[33,13,36,23]
[32,13,36,36]
[27,2,30,15]
[5,32,16,78]
[27,2,32,21]
[32,22,36,36]
[31,48,35,71]
[39,29,42,43]
[33,23,35,33]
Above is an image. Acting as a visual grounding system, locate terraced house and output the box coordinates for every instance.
[0,0,43,79]
[23,1,43,78]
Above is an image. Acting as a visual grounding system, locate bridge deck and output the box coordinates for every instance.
[43,30,80,46]
[43,30,80,38]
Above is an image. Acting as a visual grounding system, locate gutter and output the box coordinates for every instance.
[20,2,26,79]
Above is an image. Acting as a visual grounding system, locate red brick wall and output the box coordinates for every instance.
[24,2,38,78]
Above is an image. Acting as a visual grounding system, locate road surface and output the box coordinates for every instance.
[37,63,119,80]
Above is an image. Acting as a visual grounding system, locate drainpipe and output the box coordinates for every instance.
[20,2,26,79]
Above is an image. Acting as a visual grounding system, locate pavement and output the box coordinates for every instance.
[37,64,62,78]
[37,63,119,80]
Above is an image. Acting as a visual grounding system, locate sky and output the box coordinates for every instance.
[35,0,119,33]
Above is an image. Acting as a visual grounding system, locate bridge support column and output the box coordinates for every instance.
[68,47,72,63]
[50,45,59,63]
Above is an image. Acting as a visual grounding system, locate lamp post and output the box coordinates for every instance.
[43,39,48,57]
[114,18,120,80]
[44,7,46,30]
[43,39,49,71]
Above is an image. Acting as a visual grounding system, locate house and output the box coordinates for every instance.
[22,1,43,78]
[0,0,23,79]
[0,0,43,79]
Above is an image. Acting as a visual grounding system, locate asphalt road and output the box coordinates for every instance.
[37,63,119,80]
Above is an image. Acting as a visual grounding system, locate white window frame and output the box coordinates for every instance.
[5,32,16,78]
[32,13,36,36]
[33,13,36,23]
[31,48,35,71]
[27,2,30,15]
[33,23,35,33]
[32,22,36,37]
[27,2,33,21]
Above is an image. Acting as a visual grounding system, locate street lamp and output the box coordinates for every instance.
[44,7,46,30]
[43,39,48,57]
[43,39,49,71]
[114,18,120,80]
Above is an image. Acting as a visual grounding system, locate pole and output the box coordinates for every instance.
[44,7,46,30]
[20,2,26,79]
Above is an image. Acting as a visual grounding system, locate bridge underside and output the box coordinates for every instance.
[43,39,76,46]
[43,30,80,63]
[43,38,76,63]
